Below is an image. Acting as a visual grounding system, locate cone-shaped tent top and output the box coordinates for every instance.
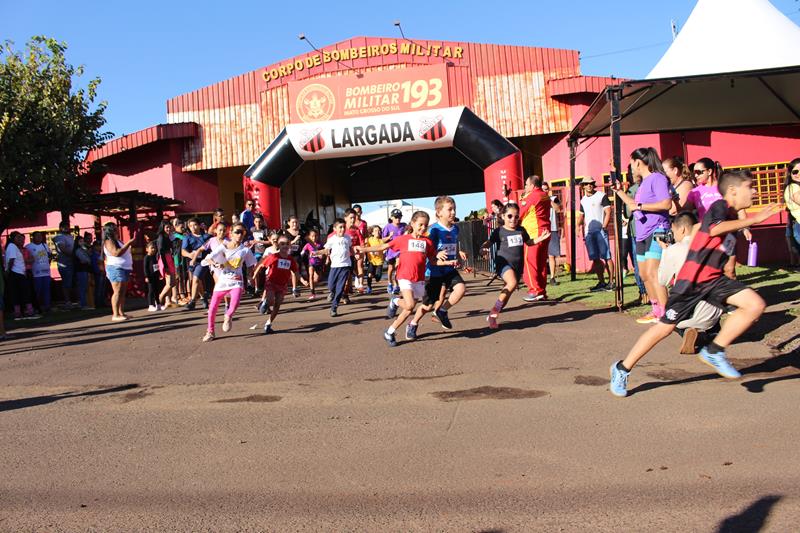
[647,0,800,79]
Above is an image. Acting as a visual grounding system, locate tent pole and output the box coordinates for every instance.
[568,138,577,282]
[609,87,624,312]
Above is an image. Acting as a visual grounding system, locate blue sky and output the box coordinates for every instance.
[3,0,799,215]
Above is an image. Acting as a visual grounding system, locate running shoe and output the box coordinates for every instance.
[609,361,629,397]
[679,328,698,355]
[698,347,741,379]
[522,293,545,302]
[405,323,418,340]
[148,305,158,312]
[258,301,269,315]
[384,330,398,347]
[308,293,317,301]
[365,287,373,295]
[202,331,215,342]
[330,308,338,317]
[487,314,499,329]
[386,299,398,319]
[636,313,659,324]
[201,298,209,309]
[589,283,606,292]
[393,286,401,295]
[435,308,453,330]
[293,289,300,298]
[263,323,274,335]
[222,316,232,333]
[387,284,394,295]
[327,292,333,302]
[342,296,351,305]
[185,300,196,311]
[549,278,559,286]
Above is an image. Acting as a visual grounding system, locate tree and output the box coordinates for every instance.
[0,36,111,234]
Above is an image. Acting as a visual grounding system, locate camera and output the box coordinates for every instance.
[655,231,675,245]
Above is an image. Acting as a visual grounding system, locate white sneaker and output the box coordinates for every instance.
[147,305,158,312]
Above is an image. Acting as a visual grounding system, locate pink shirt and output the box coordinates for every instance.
[686,184,723,220]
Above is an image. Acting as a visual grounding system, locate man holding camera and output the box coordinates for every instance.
[657,212,723,354]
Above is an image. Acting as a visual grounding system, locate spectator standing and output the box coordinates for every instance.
[144,241,163,312]
[182,218,212,310]
[663,156,694,214]
[612,147,673,323]
[783,157,800,259]
[90,241,106,307]
[621,177,647,303]
[53,221,76,307]
[518,175,552,302]
[577,176,614,292]
[4,232,37,319]
[25,231,52,313]
[102,222,136,322]
[74,236,93,309]
[155,221,177,308]
[172,218,188,304]
[208,208,225,235]
[541,182,562,285]
[240,199,256,231]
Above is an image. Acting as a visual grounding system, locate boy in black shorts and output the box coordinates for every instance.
[609,170,780,397]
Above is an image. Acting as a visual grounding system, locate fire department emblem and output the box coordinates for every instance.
[296,84,336,123]
[419,115,446,141]
[299,128,325,153]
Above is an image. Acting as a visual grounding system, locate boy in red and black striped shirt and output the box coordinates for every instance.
[609,170,781,397]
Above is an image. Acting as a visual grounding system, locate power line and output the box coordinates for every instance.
[581,41,672,60]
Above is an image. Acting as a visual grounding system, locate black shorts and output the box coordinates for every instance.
[661,276,747,325]
[366,263,383,280]
[386,257,397,266]
[423,270,464,306]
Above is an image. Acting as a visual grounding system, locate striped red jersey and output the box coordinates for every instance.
[671,199,738,295]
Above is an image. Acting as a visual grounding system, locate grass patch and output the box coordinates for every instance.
[548,266,800,317]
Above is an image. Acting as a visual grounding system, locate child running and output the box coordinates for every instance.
[381,209,406,294]
[256,230,280,314]
[252,234,299,334]
[608,170,781,397]
[314,219,353,317]
[200,222,257,342]
[409,196,468,333]
[357,211,457,347]
[481,203,550,328]
[365,225,385,294]
[301,229,324,300]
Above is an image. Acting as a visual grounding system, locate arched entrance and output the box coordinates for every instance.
[243,106,523,228]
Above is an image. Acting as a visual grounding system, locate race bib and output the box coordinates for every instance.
[291,244,299,252]
[278,258,292,269]
[408,239,427,253]
[441,243,457,255]
[506,234,523,247]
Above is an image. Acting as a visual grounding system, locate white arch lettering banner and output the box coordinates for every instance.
[285,106,465,161]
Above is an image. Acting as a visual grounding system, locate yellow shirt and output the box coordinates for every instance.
[785,182,800,221]
[367,236,385,266]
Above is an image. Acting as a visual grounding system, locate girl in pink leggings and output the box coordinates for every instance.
[201,223,257,342]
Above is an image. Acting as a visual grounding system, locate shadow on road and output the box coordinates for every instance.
[629,351,800,397]
[0,384,140,413]
[716,494,781,533]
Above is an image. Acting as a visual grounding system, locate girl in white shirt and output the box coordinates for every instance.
[201,223,257,342]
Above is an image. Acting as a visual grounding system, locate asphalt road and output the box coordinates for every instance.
[1,279,798,531]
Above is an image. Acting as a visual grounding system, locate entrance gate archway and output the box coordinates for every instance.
[243,106,523,228]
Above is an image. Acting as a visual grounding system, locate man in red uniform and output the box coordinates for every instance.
[518,175,551,301]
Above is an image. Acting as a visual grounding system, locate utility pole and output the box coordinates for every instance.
[671,19,678,41]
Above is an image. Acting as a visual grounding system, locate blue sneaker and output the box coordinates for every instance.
[405,323,418,340]
[384,330,397,347]
[386,299,398,319]
[434,308,453,330]
[393,286,401,295]
[258,301,269,315]
[698,347,741,378]
[387,284,394,295]
[263,323,274,335]
[609,361,629,397]
[366,287,373,295]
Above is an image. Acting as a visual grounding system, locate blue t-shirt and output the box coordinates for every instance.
[182,232,211,260]
[427,222,459,277]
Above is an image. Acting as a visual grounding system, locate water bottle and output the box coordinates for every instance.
[747,240,758,267]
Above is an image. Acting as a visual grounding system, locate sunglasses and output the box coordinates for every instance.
[792,169,800,176]
[693,168,708,175]
[504,213,519,219]
[232,229,244,235]
[278,241,290,246]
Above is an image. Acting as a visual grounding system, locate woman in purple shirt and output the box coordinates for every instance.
[614,147,673,323]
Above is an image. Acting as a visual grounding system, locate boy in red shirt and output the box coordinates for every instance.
[252,235,298,334]
[358,211,456,347]
[344,208,366,294]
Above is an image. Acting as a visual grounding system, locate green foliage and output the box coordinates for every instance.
[0,36,111,232]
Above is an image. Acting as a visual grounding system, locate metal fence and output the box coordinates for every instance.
[456,218,497,275]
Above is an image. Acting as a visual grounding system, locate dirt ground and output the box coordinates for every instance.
[1,278,798,532]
